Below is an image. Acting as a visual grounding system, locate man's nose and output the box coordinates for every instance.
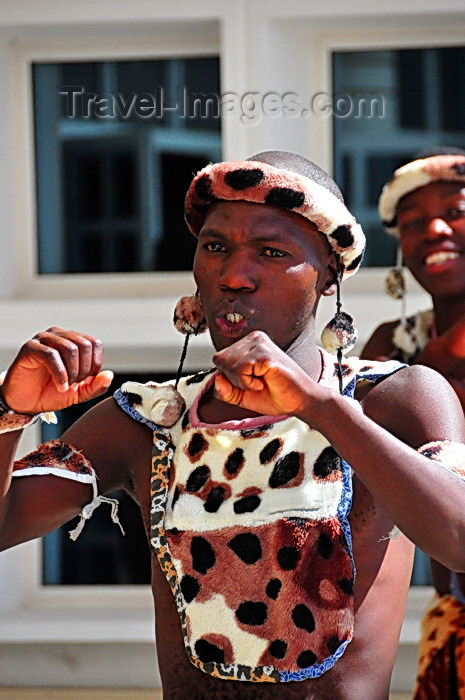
[425,217,453,238]
[219,252,257,291]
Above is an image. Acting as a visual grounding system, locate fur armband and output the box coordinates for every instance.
[383,440,465,542]
[12,439,125,541]
[418,440,465,479]
[0,371,57,433]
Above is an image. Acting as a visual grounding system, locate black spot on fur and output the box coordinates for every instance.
[195,639,225,664]
[233,495,261,514]
[421,445,442,458]
[383,216,397,229]
[191,536,216,574]
[204,486,225,513]
[185,369,215,385]
[266,578,282,600]
[297,650,317,668]
[327,635,343,654]
[188,432,207,458]
[123,391,142,407]
[181,411,190,430]
[180,574,200,603]
[236,601,268,626]
[346,251,363,272]
[50,443,74,461]
[186,465,210,492]
[195,174,216,201]
[269,452,301,488]
[333,362,352,377]
[317,532,333,559]
[228,533,262,564]
[452,162,465,175]
[171,486,180,509]
[259,438,281,464]
[330,224,354,248]
[269,640,287,659]
[292,604,315,633]
[225,448,244,475]
[314,447,341,478]
[265,187,305,210]
[338,577,354,596]
[277,546,300,570]
[240,424,273,438]
[224,168,264,190]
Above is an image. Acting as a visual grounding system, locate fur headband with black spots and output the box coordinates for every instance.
[378,154,465,236]
[184,160,365,280]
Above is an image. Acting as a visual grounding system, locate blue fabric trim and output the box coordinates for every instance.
[343,359,406,398]
[449,571,465,605]
[279,638,351,681]
[113,388,165,433]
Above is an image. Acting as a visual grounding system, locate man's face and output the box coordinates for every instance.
[397,181,465,299]
[193,200,335,352]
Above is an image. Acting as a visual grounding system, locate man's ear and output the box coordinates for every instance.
[321,253,338,297]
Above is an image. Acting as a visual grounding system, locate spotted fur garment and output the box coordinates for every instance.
[114,351,404,683]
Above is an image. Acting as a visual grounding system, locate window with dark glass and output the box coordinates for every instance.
[333,46,465,268]
[33,57,221,274]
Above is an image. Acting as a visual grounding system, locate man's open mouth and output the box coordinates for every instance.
[225,313,244,324]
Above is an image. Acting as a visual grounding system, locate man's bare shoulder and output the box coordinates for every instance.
[361,363,465,445]
[63,394,155,496]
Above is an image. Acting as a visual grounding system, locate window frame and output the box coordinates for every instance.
[10,30,221,299]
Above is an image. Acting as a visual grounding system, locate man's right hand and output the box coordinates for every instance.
[0,327,113,415]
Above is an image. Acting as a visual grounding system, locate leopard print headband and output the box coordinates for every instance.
[184,160,365,280]
[378,154,465,237]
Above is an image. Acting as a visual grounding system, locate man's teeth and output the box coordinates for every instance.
[226,313,244,323]
[425,251,459,266]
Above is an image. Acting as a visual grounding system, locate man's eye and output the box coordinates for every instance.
[448,207,465,220]
[399,217,423,232]
[205,242,224,252]
[263,247,286,257]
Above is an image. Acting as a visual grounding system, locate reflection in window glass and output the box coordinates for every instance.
[33,58,221,274]
[333,47,465,267]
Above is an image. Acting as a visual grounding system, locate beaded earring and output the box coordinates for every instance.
[320,257,358,393]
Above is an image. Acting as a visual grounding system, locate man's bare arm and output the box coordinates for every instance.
[0,327,151,551]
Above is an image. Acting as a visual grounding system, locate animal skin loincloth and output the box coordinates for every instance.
[413,592,465,700]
